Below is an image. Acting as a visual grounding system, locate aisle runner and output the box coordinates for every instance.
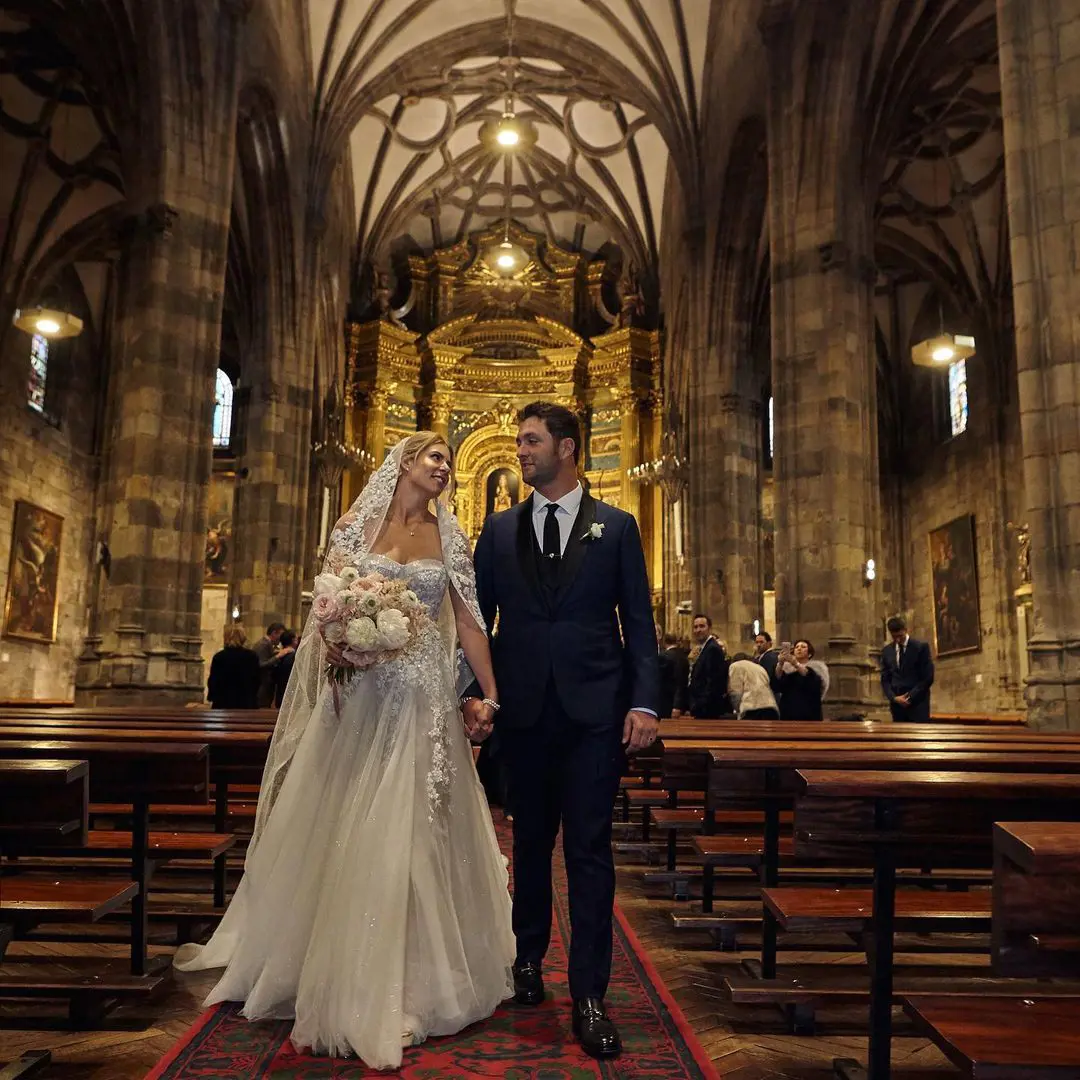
[149,820,719,1078]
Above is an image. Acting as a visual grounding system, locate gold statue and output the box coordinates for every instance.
[493,473,513,514]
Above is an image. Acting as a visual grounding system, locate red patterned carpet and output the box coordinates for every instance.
[147,819,719,1078]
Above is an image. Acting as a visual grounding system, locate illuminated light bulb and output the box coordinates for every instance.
[35,318,61,335]
[496,127,519,147]
[497,252,516,269]
[931,345,955,363]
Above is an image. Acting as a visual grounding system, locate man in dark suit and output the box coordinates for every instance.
[657,628,690,718]
[687,614,730,718]
[466,401,659,1060]
[880,614,935,722]
[754,630,781,691]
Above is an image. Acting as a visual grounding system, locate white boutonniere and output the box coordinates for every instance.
[581,522,605,542]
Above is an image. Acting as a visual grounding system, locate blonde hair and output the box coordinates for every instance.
[224,625,248,648]
[398,430,455,500]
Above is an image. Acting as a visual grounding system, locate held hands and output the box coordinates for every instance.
[462,697,496,742]
[895,693,911,707]
[622,709,658,753]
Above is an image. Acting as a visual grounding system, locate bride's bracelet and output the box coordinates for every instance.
[481,698,500,712]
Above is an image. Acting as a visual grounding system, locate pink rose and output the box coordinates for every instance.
[312,592,340,623]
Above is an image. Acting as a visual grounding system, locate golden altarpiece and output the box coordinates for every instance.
[340,225,663,593]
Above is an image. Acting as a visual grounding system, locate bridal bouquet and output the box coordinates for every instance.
[312,567,431,684]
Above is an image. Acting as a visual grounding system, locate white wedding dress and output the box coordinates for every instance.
[175,552,515,1069]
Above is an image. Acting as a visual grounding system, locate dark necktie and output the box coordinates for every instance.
[899,643,906,668]
[542,503,561,562]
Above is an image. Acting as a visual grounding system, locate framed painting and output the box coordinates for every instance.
[3,500,63,644]
[928,513,981,656]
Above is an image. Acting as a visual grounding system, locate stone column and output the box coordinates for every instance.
[764,0,882,713]
[711,393,763,651]
[998,0,1080,728]
[75,3,247,703]
[229,358,314,636]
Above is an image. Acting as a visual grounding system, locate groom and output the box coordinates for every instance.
[465,401,659,1059]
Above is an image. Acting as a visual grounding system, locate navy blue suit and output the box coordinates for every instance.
[880,637,935,723]
[474,491,658,999]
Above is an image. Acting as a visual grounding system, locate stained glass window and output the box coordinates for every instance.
[213,368,234,448]
[28,334,48,413]
[767,396,774,460]
[948,359,968,437]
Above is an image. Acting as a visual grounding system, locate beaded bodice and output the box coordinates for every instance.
[360,553,448,619]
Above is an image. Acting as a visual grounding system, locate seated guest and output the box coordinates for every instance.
[687,613,731,718]
[880,614,935,722]
[776,639,829,721]
[657,627,690,718]
[273,628,298,707]
[753,630,781,690]
[207,625,260,709]
[728,653,779,719]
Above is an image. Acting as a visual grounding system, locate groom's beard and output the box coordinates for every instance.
[521,459,559,488]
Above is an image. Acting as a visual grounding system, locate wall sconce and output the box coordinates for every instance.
[231,605,240,621]
[863,558,877,586]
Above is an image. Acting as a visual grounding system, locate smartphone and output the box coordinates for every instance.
[780,641,792,653]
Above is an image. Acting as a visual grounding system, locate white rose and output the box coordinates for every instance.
[403,589,419,605]
[376,608,410,650]
[314,572,344,596]
[337,590,355,607]
[345,616,379,651]
[360,592,381,617]
[323,621,346,645]
[339,566,360,586]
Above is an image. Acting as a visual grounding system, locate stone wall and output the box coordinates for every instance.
[888,353,1025,714]
[0,327,100,700]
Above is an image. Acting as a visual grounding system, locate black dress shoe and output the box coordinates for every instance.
[572,997,621,1058]
[512,961,544,1006]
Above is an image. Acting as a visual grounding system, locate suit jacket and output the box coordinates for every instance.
[880,637,934,722]
[661,645,690,717]
[657,646,690,719]
[207,645,260,709]
[474,491,659,729]
[757,648,780,691]
[687,637,730,718]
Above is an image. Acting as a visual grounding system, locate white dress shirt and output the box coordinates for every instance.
[895,633,910,668]
[531,483,583,556]
[530,483,656,719]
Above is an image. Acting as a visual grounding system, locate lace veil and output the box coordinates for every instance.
[248,439,486,856]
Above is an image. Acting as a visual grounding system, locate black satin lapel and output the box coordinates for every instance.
[515,496,544,606]
[554,492,595,604]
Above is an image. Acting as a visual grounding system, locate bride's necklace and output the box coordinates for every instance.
[394,517,422,537]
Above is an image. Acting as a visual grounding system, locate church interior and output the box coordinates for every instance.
[2,1,1080,1078]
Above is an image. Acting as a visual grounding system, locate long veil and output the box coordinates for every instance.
[247,440,485,858]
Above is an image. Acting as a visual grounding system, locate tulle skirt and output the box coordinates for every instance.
[174,664,515,1069]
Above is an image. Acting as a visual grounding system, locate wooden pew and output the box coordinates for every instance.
[0,759,153,1051]
[992,820,1080,977]
[0,725,266,906]
[790,770,1080,1080]
[0,740,212,975]
[930,711,1027,726]
[692,743,1080,965]
[902,996,1080,1077]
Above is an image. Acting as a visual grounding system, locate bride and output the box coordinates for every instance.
[175,432,514,1069]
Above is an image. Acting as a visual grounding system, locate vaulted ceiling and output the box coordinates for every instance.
[307,0,710,273]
